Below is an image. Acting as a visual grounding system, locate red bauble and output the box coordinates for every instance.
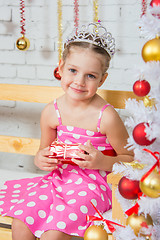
[150,0,160,7]
[133,122,156,146]
[150,0,160,18]
[118,177,141,199]
[54,67,61,80]
[133,80,150,97]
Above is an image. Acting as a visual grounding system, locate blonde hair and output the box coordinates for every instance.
[62,41,111,74]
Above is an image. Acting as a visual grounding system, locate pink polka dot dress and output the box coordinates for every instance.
[0,100,116,238]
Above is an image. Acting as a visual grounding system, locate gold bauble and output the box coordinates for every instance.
[140,169,160,198]
[84,225,108,240]
[145,236,151,240]
[126,213,153,236]
[142,35,160,62]
[143,96,156,108]
[16,35,30,51]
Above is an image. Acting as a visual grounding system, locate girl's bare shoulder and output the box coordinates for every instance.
[40,100,59,128]
[100,103,125,134]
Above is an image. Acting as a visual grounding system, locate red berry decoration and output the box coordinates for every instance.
[133,122,156,146]
[133,80,151,97]
[118,177,141,199]
[54,67,61,80]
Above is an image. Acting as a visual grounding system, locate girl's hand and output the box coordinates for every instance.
[34,146,59,171]
[72,140,105,169]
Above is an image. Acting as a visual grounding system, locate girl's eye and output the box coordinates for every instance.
[69,68,76,73]
[87,74,96,79]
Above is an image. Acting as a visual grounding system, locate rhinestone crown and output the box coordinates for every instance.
[65,22,115,58]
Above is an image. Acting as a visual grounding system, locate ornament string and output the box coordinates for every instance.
[141,0,147,17]
[74,0,79,34]
[86,201,125,232]
[20,0,26,36]
[141,149,160,182]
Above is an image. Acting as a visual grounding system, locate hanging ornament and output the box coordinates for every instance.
[74,0,79,33]
[142,35,160,62]
[126,213,153,236]
[150,0,160,18]
[84,225,108,240]
[140,169,160,197]
[118,176,142,199]
[133,122,156,146]
[93,0,99,23]
[133,80,151,97]
[145,236,151,240]
[141,0,147,17]
[54,66,61,80]
[143,95,156,108]
[150,0,160,5]
[54,0,62,80]
[16,0,30,51]
[140,149,160,198]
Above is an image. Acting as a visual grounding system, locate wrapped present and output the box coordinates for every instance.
[48,140,84,165]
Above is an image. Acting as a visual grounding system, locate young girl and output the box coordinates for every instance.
[0,22,133,240]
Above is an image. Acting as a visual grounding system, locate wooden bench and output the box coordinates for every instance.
[0,83,141,240]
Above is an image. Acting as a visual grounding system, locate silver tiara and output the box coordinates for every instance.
[65,22,115,58]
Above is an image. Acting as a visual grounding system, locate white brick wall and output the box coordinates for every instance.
[0,0,146,172]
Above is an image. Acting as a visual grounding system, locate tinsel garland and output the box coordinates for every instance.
[74,0,79,33]
[20,0,26,35]
[57,0,63,61]
[141,0,148,17]
[93,0,99,22]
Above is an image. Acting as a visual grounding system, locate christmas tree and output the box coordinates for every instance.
[84,1,160,240]
[112,1,160,239]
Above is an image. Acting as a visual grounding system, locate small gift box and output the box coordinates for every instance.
[48,140,84,165]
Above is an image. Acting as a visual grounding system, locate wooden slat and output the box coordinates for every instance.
[0,227,12,240]
[0,84,142,109]
[0,216,12,225]
[107,172,122,185]
[0,84,64,103]
[107,173,126,225]
[111,184,126,225]
[97,88,141,109]
[0,135,40,155]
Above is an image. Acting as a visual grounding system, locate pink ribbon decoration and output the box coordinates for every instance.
[86,201,125,233]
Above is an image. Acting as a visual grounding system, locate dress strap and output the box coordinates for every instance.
[97,104,111,132]
[54,99,62,125]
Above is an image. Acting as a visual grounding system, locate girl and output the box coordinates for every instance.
[0,22,133,240]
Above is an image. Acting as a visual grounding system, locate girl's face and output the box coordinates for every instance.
[59,46,108,102]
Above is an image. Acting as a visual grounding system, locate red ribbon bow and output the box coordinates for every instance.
[125,192,144,216]
[141,149,160,182]
[86,202,125,233]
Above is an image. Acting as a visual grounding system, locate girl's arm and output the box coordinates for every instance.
[34,102,59,171]
[72,106,133,171]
